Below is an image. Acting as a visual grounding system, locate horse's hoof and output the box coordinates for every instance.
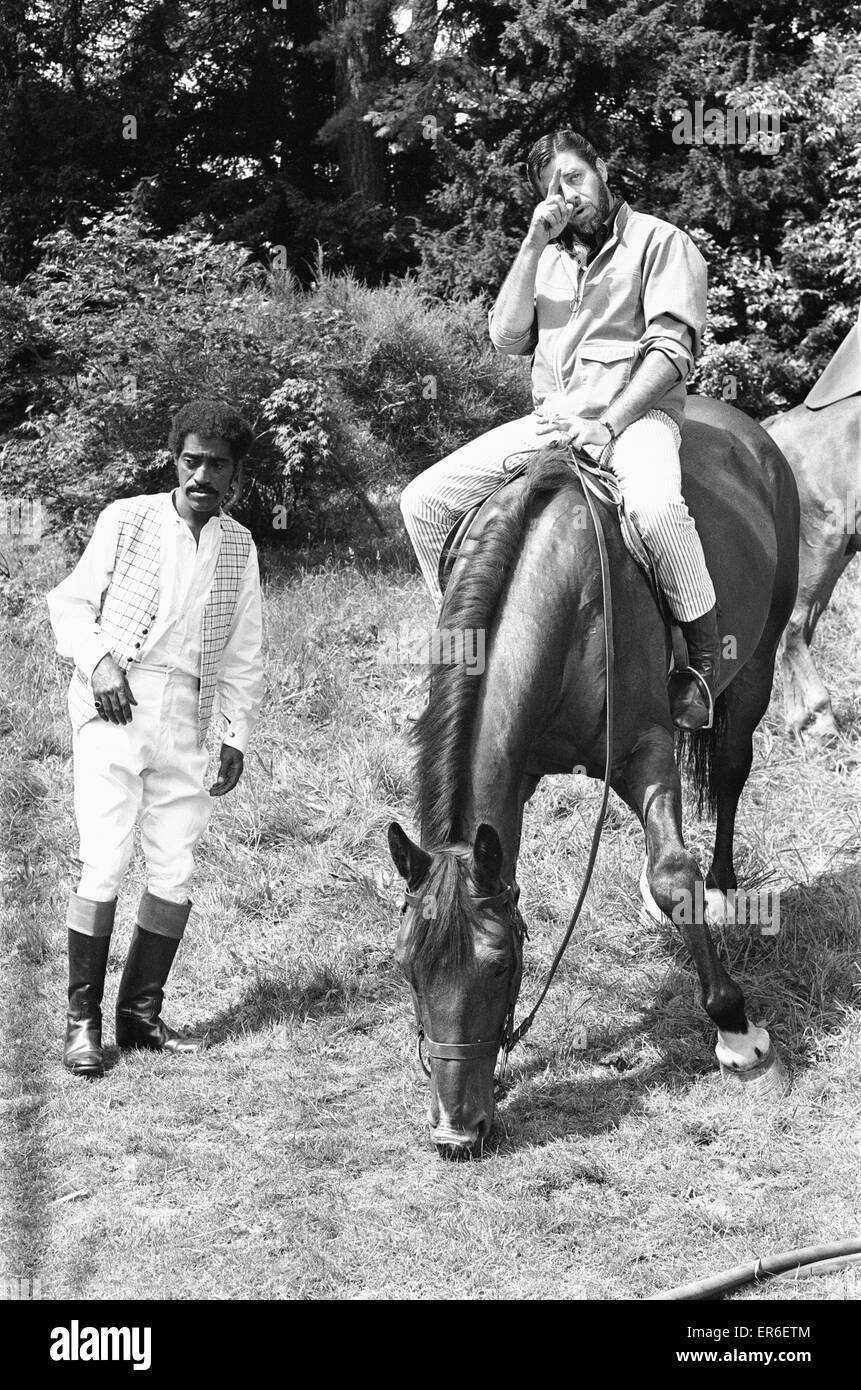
[798,713,840,748]
[719,1045,789,1098]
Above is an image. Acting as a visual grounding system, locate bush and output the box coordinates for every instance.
[1,205,531,549]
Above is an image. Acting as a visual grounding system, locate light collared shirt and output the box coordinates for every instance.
[489,200,708,427]
[46,491,264,753]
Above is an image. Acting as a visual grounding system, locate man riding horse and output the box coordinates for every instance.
[400,128,719,731]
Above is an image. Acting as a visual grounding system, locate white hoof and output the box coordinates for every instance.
[719,1044,789,1098]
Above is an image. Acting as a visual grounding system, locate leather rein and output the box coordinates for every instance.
[402,448,616,1076]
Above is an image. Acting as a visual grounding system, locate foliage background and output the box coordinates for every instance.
[2,1,861,539]
[1,3,859,1308]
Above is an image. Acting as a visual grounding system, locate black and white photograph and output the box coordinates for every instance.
[0,0,859,1333]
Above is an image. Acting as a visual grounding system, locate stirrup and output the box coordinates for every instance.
[669,665,714,730]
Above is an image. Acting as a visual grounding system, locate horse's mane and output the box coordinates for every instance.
[412,446,578,848]
[400,848,476,976]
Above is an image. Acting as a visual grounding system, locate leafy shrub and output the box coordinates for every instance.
[1,205,530,549]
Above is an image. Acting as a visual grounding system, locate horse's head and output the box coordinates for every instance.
[388,820,525,1158]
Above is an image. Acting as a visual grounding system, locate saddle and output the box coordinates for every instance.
[437,447,689,670]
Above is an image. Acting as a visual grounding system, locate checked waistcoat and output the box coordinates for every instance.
[67,495,252,744]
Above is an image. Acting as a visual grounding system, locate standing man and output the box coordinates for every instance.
[47,400,264,1078]
[401,129,718,730]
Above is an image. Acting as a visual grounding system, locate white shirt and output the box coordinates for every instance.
[46,491,264,753]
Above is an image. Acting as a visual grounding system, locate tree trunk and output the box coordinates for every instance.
[409,0,438,71]
[331,0,386,204]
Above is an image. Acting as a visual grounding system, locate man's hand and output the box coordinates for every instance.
[91,654,137,724]
[536,412,612,460]
[209,744,244,797]
[525,166,569,250]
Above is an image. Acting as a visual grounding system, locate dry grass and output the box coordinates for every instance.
[1,521,859,1301]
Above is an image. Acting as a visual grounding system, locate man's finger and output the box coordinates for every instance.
[117,681,136,722]
[209,771,238,797]
[99,686,133,723]
[105,686,128,723]
[102,693,121,724]
[548,165,562,195]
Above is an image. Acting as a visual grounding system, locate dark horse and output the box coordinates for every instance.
[388,396,800,1156]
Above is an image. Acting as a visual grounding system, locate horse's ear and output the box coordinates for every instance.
[387,822,431,886]
[472,823,503,893]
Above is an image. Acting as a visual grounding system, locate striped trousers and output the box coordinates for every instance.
[400,408,716,620]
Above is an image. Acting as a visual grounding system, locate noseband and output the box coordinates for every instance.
[400,883,526,1076]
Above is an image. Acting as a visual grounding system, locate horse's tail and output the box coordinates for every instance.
[674,690,728,819]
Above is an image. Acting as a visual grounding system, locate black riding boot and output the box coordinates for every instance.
[116,893,203,1054]
[64,896,116,1077]
[669,605,721,731]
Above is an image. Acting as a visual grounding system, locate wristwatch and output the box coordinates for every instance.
[600,418,617,442]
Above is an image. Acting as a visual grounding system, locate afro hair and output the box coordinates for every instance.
[168,400,253,463]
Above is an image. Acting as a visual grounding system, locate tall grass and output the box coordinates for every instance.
[0,526,859,1300]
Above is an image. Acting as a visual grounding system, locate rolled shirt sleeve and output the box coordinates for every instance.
[215,543,264,755]
[46,503,120,679]
[488,303,539,356]
[638,230,708,381]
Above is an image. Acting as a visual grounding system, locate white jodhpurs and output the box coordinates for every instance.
[70,665,214,911]
[400,408,716,620]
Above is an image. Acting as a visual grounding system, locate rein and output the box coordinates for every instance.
[402,447,616,1073]
[504,450,615,1052]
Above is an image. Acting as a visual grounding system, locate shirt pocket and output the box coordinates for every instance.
[573,339,639,409]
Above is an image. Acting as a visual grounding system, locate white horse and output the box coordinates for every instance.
[762,311,861,741]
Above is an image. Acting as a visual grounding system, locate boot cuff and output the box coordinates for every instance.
[138,891,192,940]
[67,892,117,938]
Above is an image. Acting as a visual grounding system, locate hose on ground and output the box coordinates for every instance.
[647,1237,861,1300]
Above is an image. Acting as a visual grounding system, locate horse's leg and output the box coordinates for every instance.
[617,727,783,1089]
[705,645,781,918]
[508,773,540,883]
[781,529,854,743]
[516,774,541,841]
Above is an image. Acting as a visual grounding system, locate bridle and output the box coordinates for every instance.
[399,448,616,1079]
[401,882,526,1076]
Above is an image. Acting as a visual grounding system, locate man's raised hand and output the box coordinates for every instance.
[526,166,569,249]
[91,654,138,724]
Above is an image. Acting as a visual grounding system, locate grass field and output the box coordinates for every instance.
[1,516,859,1301]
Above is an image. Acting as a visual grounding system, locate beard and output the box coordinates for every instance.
[564,179,612,244]
[556,182,613,258]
